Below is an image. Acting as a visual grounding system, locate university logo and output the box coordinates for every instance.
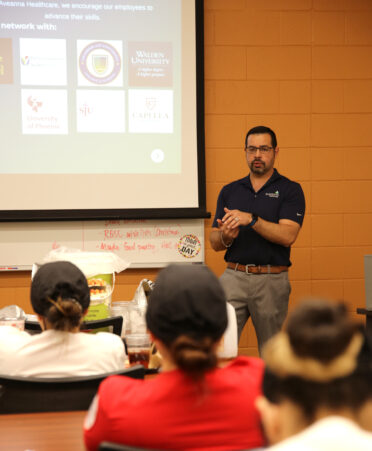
[79,103,92,116]
[145,97,156,110]
[27,95,42,112]
[92,54,108,74]
[79,41,121,85]
[21,56,30,65]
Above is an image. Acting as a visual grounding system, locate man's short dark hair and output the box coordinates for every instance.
[245,126,277,149]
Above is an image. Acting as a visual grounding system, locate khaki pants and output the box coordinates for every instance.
[220,268,291,355]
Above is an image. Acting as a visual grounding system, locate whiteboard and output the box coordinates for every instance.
[0,219,204,270]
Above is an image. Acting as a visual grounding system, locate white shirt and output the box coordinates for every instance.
[0,325,126,377]
[269,416,372,451]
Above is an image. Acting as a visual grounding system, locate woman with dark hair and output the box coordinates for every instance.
[256,299,372,450]
[84,264,265,451]
[0,261,126,377]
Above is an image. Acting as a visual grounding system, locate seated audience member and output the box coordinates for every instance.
[0,261,126,377]
[256,299,372,450]
[84,264,265,451]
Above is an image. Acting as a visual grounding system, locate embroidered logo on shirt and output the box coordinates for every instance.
[265,190,279,198]
[297,213,302,216]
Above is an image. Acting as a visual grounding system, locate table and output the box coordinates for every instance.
[0,371,159,450]
[0,410,86,451]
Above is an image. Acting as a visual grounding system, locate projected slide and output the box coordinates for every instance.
[0,1,180,174]
[0,1,201,217]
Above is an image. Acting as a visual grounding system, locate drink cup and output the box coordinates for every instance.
[127,305,147,334]
[0,318,25,331]
[0,305,26,331]
[125,333,151,368]
[110,301,130,337]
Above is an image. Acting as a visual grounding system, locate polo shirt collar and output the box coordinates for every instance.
[242,168,282,192]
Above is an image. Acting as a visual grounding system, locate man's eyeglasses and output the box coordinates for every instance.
[245,146,273,154]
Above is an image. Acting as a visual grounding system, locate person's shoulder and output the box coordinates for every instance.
[0,325,31,346]
[269,416,372,451]
[267,438,302,451]
[275,170,303,190]
[226,356,264,374]
[221,176,250,192]
[0,327,32,362]
[220,357,264,392]
[99,373,141,400]
[0,325,26,337]
[88,331,124,351]
[101,373,137,387]
[74,331,124,349]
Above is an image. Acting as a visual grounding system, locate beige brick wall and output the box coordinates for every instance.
[1,0,372,357]
[204,0,372,355]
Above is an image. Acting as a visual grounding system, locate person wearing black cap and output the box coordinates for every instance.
[84,264,265,451]
[0,261,126,377]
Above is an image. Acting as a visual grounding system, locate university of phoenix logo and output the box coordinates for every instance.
[27,95,42,112]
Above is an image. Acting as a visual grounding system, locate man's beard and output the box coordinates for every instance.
[249,159,267,175]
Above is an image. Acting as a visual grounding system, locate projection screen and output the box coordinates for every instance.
[0,0,207,220]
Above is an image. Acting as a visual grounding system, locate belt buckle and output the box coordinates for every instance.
[245,264,255,275]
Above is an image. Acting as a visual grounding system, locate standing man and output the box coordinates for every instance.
[210,126,305,354]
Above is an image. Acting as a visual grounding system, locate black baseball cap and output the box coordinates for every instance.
[31,261,90,316]
[146,264,228,345]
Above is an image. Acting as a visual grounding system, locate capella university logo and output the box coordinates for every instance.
[79,41,121,85]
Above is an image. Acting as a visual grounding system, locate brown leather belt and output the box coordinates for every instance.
[227,262,288,274]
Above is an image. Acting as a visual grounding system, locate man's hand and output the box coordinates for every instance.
[209,214,240,252]
[219,207,301,248]
[221,207,253,229]
[217,217,240,242]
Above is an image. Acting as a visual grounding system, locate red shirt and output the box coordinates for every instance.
[84,356,265,451]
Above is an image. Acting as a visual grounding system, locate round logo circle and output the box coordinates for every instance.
[79,41,121,85]
[178,234,201,259]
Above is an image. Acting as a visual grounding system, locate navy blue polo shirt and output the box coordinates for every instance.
[212,169,305,266]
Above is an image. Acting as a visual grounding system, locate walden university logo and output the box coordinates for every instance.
[265,190,279,198]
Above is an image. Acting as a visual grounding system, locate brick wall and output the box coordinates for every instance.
[1,0,372,356]
[204,0,372,356]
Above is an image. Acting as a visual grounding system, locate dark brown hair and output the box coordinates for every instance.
[286,300,358,363]
[169,335,218,381]
[45,297,83,331]
[262,299,372,422]
[245,125,277,149]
